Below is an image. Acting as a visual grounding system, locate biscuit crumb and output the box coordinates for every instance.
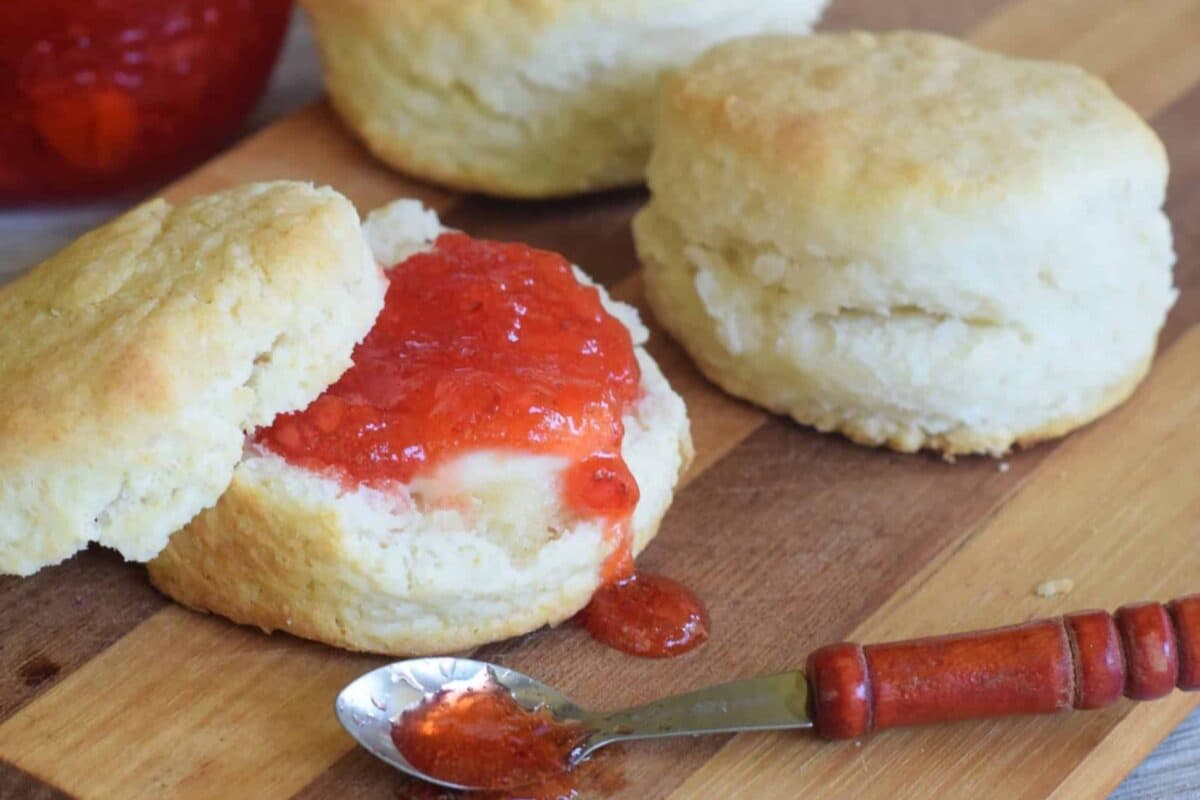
[1034,578,1074,598]
[997,461,1011,473]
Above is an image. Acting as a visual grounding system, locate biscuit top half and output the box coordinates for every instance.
[0,181,385,575]
[659,31,1167,214]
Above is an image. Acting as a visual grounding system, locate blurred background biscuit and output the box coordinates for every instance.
[302,0,829,198]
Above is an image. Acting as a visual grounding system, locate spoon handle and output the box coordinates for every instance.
[582,671,813,754]
[807,594,1200,740]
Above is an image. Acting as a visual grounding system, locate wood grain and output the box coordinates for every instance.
[159,102,457,216]
[821,0,1010,33]
[1,0,1198,798]
[0,608,384,800]
[972,0,1200,117]
[669,326,1200,799]
[0,548,164,723]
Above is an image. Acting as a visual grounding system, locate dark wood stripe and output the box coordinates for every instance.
[1155,81,1200,347]
[0,760,74,800]
[1159,85,1200,222]
[0,547,165,723]
[820,0,1012,33]
[441,189,647,288]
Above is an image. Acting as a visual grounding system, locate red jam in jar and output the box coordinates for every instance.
[258,232,642,540]
[0,0,292,204]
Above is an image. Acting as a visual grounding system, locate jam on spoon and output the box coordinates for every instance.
[391,681,587,794]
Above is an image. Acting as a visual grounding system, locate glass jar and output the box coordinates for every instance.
[0,0,293,204]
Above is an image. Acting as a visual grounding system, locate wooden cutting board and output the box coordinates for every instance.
[3,1,1199,797]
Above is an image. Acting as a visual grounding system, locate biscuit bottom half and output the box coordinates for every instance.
[148,348,690,655]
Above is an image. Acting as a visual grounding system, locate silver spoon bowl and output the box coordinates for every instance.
[336,657,812,792]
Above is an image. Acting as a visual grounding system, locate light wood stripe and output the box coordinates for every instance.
[668,322,1200,800]
[972,0,1133,59]
[973,0,1200,116]
[1057,0,1200,117]
[161,103,458,214]
[0,609,379,800]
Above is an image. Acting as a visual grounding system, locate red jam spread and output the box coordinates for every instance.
[1,0,292,203]
[578,571,711,658]
[258,232,641,537]
[391,683,587,793]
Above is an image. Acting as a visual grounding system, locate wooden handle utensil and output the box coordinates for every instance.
[807,595,1200,739]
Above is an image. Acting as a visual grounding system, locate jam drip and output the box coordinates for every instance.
[391,683,587,794]
[257,233,642,528]
[578,571,711,658]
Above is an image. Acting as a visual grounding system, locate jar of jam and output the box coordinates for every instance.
[0,1,293,204]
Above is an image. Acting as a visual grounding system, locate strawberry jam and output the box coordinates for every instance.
[391,682,587,793]
[1,0,292,203]
[257,232,641,527]
[578,571,710,658]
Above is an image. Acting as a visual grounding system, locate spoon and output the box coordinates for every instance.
[337,594,1200,792]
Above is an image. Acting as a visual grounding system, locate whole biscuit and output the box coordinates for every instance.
[302,0,828,198]
[635,32,1177,456]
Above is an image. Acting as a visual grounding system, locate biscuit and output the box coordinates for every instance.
[0,182,385,575]
[148,201,693,655]
[634,32,1177,456]
[301,0,829,198]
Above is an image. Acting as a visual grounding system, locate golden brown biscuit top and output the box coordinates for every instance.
[0,181,388,575]
[661,31,1166,207]
[0,183,365,449]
